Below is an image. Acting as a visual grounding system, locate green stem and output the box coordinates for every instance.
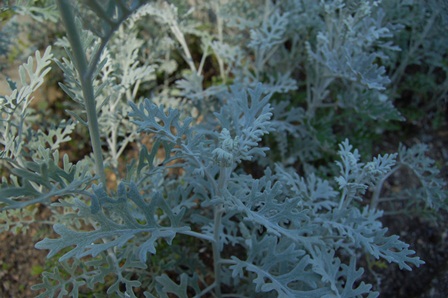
[57,0,107,187]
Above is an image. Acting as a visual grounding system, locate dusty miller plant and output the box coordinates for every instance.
[0,0,447,297]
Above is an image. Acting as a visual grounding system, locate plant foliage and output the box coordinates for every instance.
[0,0,446,297]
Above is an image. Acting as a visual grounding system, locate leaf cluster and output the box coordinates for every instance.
[0,1,446,297]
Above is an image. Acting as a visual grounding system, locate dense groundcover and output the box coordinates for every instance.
[1,1,447,297]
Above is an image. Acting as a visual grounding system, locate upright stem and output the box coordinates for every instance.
[212,166,231,297]
[57,0,107,186]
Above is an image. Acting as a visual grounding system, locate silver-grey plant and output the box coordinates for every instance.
[0,0,446,297]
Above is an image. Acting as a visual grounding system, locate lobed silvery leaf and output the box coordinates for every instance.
[0,46,53,159]
[26,120,77,152]
[230,235,330,297]
[33,260,87,298]
[321,207,424,271]
[35,182,190,262]
[335,139,397,206]
[109,28,155,93]
[0,149,93,210]
[274,164,339,212]
[32,256,110,298]
[248,9,289,53]
[308,33,390,91]
[397,143,447,210]
[215,83,275,163]
[11,1,59,23]
[229,169,319,245]
[0,207,38,235]
[339,257,379,298]
[308,247,377,297]
[154,273,202,298]
[337,88,404,121]
[264,72,298,94]
[129,100,193,141]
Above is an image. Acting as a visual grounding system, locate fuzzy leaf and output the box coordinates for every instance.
[215,83,275,163]
[36,182,190,263]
